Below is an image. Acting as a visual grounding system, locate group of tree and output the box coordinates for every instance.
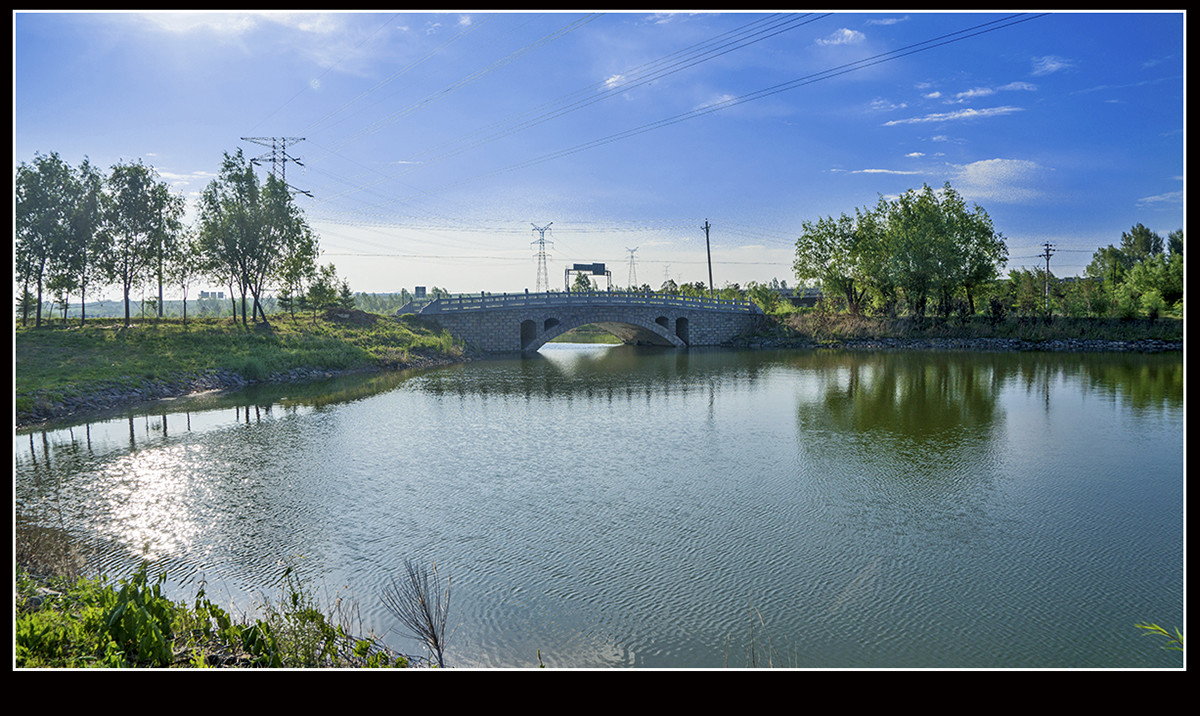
[792,182,1008,320]
[1082,223,1182,319]
[16,149,345,329]
[16,152,183,327]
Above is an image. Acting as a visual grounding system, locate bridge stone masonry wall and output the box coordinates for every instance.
[416,292,765,353]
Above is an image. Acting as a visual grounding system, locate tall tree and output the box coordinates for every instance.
[793,211,873,314]
[937,183,1007,315]
[1119,223,1164,262]
[148,181,185,318]
[15,152,76,327]
[104,159,168,326]
[197,150,315,327]
[69,158,110,326]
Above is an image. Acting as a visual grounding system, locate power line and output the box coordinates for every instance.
[310,13,826,208]
[373,13,1049,208]
[320,14,603,155]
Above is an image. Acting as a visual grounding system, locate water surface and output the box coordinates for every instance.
[15,345,1184,668]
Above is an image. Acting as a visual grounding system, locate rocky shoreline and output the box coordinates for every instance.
[738,335,1184,353]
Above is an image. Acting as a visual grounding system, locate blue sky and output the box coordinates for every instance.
[14,10,1185,296]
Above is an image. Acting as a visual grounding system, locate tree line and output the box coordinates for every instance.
[793,182,1183,321]
[15,150,351,329]
[793,182,1008,319]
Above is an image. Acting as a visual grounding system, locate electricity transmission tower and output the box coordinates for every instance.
[626,247,639,288]
[240,136,312,197]
[531,223,553,293]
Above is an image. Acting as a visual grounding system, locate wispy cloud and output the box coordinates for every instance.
[952,82,1035,102]
[1135,190,1183,208]
[851,168,922,175]
[816,28,865,46]
[884,106,1023,126]
[1031,55,1075,76]
[869,98,908,112]
[865,16,908,26]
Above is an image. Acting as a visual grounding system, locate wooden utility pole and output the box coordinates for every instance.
[1041,241,1055,314]
[703,219,714,298]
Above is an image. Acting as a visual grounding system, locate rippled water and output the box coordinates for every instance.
[15,345,1184,668]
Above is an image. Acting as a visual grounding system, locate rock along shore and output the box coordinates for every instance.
[737,335,1184,354]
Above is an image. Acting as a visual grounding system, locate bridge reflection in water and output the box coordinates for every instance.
[414,290,765,353]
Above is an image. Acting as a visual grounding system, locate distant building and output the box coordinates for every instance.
[199,291,225,300]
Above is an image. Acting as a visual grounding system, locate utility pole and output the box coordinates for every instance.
[703,219,714,298]
[626,247,639,288]
[1041,241,1056,314]
[531,223,553,293]
[240,136,313,197]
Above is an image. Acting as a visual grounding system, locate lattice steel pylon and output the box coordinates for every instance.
[240,136,312,197]
[626,247,639,288]
[531,223,553,293]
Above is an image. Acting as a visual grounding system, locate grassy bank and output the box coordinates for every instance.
[15,311,464,426]
[749,308,1184,347]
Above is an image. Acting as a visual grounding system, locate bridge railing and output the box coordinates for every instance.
[419,290,762,314]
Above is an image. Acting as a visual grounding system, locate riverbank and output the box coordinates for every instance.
[735,311,1184,353]
[15,310,1182,430]
[15,311,466,430]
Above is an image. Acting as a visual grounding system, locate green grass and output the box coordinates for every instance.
[15,564,412,668]
[14,312,463,411]
[764,310,1183,345]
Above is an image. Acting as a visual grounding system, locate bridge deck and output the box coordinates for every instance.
[419,290,762,315]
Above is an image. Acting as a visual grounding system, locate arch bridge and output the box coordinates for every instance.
[415,291,764,353]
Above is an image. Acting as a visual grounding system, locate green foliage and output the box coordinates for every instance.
[99,564,177,666]
[17,564,411,669]
[571,271,595,292]
[1135,623,1183,652]
[16,565,177,667]
[794,183,1006,319]
[746,282,781,313]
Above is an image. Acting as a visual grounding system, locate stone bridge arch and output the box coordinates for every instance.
[520,313,687,352]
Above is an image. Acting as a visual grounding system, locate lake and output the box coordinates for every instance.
[15,344,1184,668]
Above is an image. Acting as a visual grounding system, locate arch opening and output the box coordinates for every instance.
[520,319,537,350]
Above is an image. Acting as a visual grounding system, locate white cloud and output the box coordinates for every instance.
[866,16,908,26]
[1032,55,1074,76]
[851,168,922,175]
[905,152,925,158]
[1136,190,1183,208]
[138,12,261,35]
[956,87,996,100]
[884,106,1023,126]
[816,28,865,46]
[952,158,1047,203]
[869,98,907,112]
